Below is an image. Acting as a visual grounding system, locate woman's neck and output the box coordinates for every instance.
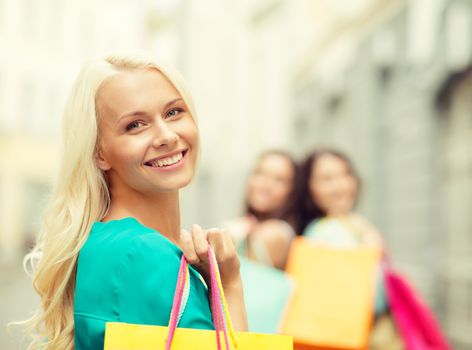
[103,186,181,245]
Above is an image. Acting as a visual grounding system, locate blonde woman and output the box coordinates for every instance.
[22,54,247,350]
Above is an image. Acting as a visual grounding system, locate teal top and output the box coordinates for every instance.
[74,217,214,350]
[303,218,362,248]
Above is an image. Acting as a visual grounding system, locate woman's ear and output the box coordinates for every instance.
[95,150,111,171]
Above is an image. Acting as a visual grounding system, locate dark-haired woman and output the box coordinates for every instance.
[224,150,300,270]
[299,149,382,247]
[299,149,404,349]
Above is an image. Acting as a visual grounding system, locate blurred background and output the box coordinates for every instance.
[0,0,471,348]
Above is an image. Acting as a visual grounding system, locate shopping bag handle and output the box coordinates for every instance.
[165,246,238,350]
[165,256,191,349]
[209,246,231,349]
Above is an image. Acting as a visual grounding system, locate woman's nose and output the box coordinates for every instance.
[151,121,179,148]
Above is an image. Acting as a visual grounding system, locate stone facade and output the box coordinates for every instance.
[291,0,472,347]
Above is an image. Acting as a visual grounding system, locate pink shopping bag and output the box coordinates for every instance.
[385,269,451,350]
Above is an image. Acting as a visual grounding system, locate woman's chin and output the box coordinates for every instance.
[249,204,277,217]
[326,206,352,217]
[157,177,193,193]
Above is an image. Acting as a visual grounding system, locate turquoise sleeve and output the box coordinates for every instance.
[74,218,213,350]
[116,234,180,325]
[116,233,214,329]
[303,220,319,238]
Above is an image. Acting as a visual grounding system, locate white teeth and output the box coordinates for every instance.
[149,152,183,168]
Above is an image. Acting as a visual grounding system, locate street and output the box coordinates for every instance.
[0,260,38,350]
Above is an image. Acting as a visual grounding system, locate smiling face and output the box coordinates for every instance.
[95,68,199,195]
[246,153,295,216]
[308,154,358,216]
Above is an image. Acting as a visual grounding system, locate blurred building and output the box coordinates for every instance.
[291,0,472,348]
[178,0,295,228]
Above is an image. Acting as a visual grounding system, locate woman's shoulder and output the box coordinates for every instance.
[74,217,212,331]
[76,216,182,297]
[302,218,322,236]
[221,216,255,243]
[345,213,384,247]
[303,214,384,248]
[302,217,355,246]
[94,216,175,241]
[89,216,153,238]
[80,217,180,265]
[256,219,295,238]
[222,216,253,231]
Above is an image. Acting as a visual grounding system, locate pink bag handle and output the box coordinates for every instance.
[208,247,231,350]
[165,257,190,350]
[165,246,237,350]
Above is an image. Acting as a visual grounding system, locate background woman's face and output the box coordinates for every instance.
[246,154,294,215]
[309,154,358,216]
[95,69,199,194]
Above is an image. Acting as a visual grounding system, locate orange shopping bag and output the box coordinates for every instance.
[281,238,380,350]
[104,247,293,350]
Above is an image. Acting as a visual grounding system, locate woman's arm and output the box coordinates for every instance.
[181,225,248,331]
[250,219,294,270]
[218,274,247,331]
[347,213,384,248]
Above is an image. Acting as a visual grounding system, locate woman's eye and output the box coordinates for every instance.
[166,108,183,119]
[125,121,144,131]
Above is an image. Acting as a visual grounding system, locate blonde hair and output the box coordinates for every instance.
[21,53,198,350]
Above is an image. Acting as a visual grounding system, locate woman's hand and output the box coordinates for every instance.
[180,224,241,287]
[346,214,384,248]
[180,224,248,331]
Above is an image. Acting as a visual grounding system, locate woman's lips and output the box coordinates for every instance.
[145,150,188,172]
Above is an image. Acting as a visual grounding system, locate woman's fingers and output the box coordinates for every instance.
[207,229,232,262]
[191,224,209,263]
[180,229,200,264]
[207,228,240,286]
[182,225,241,287]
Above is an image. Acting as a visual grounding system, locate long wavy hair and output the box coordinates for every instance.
[20,53,198,350]
[298,149,361,234]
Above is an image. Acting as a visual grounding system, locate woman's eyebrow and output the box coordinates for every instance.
[163,97,183,109]
[117,110,148,122]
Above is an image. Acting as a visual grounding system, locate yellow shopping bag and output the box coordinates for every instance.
[104,322,293,349]
[104,247,293,350]
[282,238,380,350]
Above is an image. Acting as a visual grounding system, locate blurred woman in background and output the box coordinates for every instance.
[298,149,403,349]
[299,149,382,247]
[224,150,300,270]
